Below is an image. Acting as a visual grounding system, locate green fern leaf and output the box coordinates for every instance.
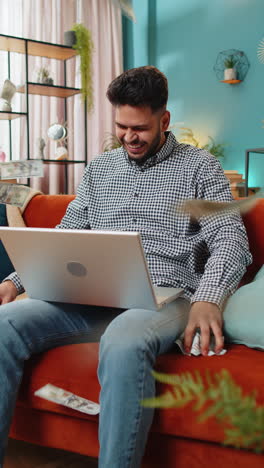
[144,368,264,453]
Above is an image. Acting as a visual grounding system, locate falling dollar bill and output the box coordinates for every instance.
[35,383,100,415]
[174,191,263,221]
[0,159,44,179]
[175,331,226,356]
[0,183,31,207]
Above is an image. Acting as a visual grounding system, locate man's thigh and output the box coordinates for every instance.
[101,297,190,356]
[0,298,123,354]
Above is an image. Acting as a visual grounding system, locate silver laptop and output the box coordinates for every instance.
[0,227,183,310]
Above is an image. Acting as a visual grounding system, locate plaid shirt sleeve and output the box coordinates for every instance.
[191,155,252,308]
[3,271,25,295]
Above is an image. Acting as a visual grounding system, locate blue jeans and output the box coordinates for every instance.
[0,297,189,468]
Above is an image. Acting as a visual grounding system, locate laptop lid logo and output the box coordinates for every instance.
[66,261,87,277]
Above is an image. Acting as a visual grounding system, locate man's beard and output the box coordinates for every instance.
[121,131,165,164]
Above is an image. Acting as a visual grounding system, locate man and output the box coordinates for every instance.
[0,66,251,468]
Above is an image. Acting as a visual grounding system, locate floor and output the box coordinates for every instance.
[4,439,98,468]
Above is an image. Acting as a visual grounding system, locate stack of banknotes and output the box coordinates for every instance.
[0,160,44,207]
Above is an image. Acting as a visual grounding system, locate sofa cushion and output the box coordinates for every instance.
[223,265,264,350]
[16,342,264,446]
[242,199,264,283]
[17,343,100,423]
[0,203,15,281]
[253,264,264,281]
[153,344,264,444]
[23,194,75,228]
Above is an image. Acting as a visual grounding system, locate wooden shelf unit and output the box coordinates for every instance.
[0,34,77,60]
[0,33,87,193]
[17,83,80,98]
[30,159,86,164]
[220,80,242,84]
[0,111,27,120]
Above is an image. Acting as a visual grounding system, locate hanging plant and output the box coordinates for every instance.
[71,23,94,112]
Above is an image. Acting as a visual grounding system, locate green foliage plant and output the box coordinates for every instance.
[71,23,94,112]
[178,127,200,147]
[142,369,264,453]
[102,132,122,152]
[36,67,53,85]
[178,127,226,158]
[224,55,237,69]
[202,136,226,159]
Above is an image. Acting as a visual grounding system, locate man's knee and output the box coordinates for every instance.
[99,309,159,367]
[0,316,31,361]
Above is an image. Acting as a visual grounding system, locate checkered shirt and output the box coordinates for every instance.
[8,132,252,307]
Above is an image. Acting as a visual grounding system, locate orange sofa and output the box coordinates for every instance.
[9,194,264,467]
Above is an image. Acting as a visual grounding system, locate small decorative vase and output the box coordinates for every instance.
[0,98,12,112]
[36,137,46,159]
[224,68,237,81]
[55,146,68,160]
[0,147,6,161]
[64,30,76,47]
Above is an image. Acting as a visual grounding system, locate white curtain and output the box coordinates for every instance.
[0,0,23,163]
[0,0,123,193]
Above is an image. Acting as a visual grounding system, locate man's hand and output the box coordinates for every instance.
[184,301,223,356]
[0,280,19,305]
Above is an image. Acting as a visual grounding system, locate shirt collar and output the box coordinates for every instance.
[123,131,179,169]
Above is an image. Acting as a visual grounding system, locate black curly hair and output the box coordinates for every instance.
[106,66,168,112]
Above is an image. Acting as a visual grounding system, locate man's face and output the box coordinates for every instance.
[115,105,170,162]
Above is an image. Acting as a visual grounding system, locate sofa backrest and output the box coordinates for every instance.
[23,194,75,228]
[23,194,264,283]
[241,199,264,282]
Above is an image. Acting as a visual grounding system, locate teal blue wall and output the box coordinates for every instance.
[123,0,264,188]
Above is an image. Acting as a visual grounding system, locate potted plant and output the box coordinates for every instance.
[224,55,237,81]
[202,136,226,159]
[64,23,94,112]
[36,67,54,85]
[177,127,227,159]
[102,133,121,152]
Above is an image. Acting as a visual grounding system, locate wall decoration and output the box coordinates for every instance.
[213,49,250,83]
[223,54,237,80]
[257,37,264,63]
